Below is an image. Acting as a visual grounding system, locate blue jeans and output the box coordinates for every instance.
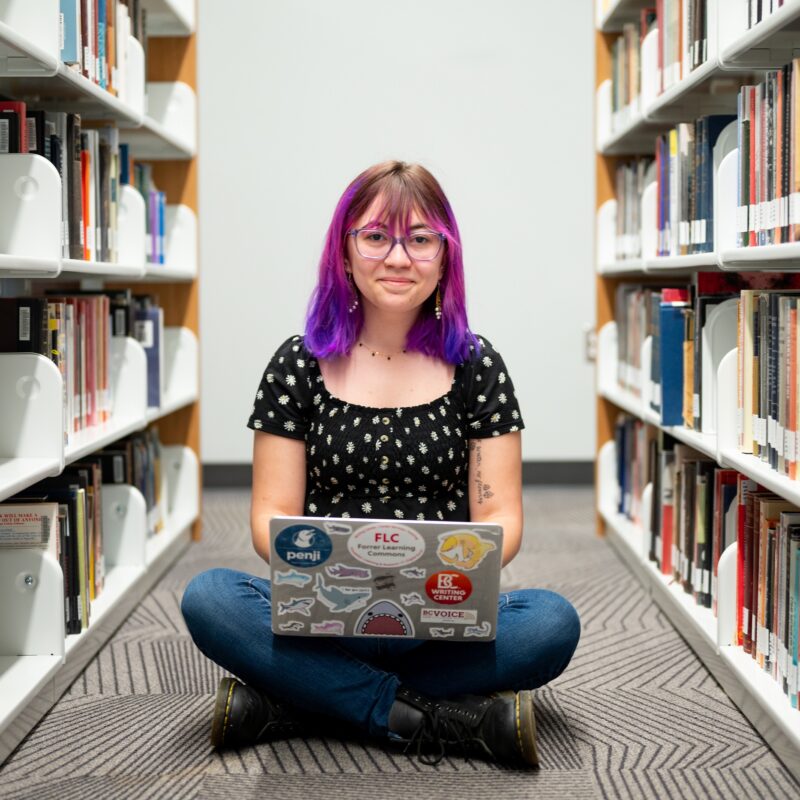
[181,568,580,738]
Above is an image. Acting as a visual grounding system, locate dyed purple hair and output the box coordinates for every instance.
[304,161,479,364]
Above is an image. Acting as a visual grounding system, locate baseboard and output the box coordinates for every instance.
[203,461,593,488]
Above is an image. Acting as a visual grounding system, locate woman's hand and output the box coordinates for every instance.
[250,431,307,563]
[467,432,523,567]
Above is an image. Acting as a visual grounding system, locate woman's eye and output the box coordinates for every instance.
[413,235,431,245]
[366,232,387,242]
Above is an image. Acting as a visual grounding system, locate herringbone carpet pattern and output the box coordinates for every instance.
[0,487,797,799]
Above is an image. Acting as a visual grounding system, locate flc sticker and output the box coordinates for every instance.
[274,524,332,568]
[347,523,425,567]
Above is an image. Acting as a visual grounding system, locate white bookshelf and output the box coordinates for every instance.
[597,442,800,779]
[596,0,651,33]
[0,2,200,766]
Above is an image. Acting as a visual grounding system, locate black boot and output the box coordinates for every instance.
[210,677,305,749]
[387,686,539,768]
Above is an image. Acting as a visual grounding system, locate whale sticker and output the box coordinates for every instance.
[276,597,315,616]
[278,621,305,632]
[313,574,372,612]
[325,563,372,580]
[274,569,313,588]
[429,627,455,638]
[355,600,415,637]
[323,522,353,535]
[310,620,345,635]
[400,567,426,579]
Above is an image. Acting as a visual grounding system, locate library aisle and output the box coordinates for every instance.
[0,487,795,799]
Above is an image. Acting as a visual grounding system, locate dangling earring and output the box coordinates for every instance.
[435,282,442,321]
[347,272,359,314]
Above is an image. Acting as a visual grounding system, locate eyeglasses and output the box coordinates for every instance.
[348,227,446,261]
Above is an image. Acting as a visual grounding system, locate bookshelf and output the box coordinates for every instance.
[0,1,200,766]
[595,1,800,782]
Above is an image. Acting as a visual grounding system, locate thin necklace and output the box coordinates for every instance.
[357,341,407,361]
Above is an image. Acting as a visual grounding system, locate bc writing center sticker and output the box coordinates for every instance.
[347,523,425,567]
[274,524,332,568]
[425,570,472,605]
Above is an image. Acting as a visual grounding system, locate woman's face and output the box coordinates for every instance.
[344,198,444,318]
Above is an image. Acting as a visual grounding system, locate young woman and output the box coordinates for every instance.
[181,161,580,768]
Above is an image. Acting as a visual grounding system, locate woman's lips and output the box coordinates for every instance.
[379,278,413,285]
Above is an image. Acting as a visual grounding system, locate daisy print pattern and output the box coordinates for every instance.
[246,334,524,521]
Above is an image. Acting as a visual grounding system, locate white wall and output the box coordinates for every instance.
[198,0,596,464]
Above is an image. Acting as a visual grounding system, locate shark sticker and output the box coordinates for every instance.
[274,524,332,568]
[436,531,497,571]
[374,573,396,590]
[348,523,425,567]
[429,627,455,638]
[325,563,372,580]
[276,597,315,616]
[355,600,415,637]
[273,569,313,588]
[400,592,425,607]
[310,620,345,635]
[313,574,372,612]
[278,621,305,632]
[323,521,353,536]
[400,567,426,579]
[464,621,492,638]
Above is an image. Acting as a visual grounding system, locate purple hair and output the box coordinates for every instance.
[304,161,479,364]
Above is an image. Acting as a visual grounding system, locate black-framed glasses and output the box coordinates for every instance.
[348,227,446,261]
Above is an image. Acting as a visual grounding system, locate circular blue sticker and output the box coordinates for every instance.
[274,524,332,568]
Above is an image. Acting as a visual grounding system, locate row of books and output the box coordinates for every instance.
[744,0,792,30]
[614,157,653,260]
[0,426,165,635]
[614,273,800,475]
[614,417,800,710]
[0,102,167,264]
[736,59,800,248]
[60,0,148,101]
[608,2,707,117]
[0,290,164,443]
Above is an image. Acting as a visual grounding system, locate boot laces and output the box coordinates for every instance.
[405,703,484,766]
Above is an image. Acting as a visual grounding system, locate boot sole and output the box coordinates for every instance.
[496,689,539,767]
[210,677,237,749]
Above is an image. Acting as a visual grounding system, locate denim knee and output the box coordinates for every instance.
[514,588,581,665]
[181,567,234,638]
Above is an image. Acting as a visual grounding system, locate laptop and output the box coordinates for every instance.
[269,516,504,641]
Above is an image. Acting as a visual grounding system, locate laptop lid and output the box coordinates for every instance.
[269,516,503,642]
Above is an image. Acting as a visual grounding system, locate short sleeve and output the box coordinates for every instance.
[463,336,525,439]
[246,335,313,441]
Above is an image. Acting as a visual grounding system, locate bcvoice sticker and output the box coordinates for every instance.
[274,524,332,568]
[420,607,478,624]
[348,523,425,567]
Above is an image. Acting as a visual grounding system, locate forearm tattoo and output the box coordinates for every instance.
[470,441,494,505]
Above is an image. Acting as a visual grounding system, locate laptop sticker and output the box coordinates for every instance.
[274,524,333,568]
[323,521,353,535]
[273,569,313,588]
[277,597,316,616]
[278,621,305,632]
[400,592,425,607]
[374,573,396,590]
[426,571,473,605]
[420,608,478,624]
[355,600,415,637]
[325,563,372,580]
[430,627,455,638]
[465,621,493,638]
[400,567,426,579]
[348,523,425,567]
[314,574,372,612]
[436,531,497,571]
[310,620,345,635]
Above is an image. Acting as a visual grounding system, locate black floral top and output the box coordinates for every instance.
[247,335,524,521]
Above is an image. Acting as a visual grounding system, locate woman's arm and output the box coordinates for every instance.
[250,431,307,563]
[467,432,523,567]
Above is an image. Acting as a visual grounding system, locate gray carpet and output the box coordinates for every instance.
[0,487,798,799]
